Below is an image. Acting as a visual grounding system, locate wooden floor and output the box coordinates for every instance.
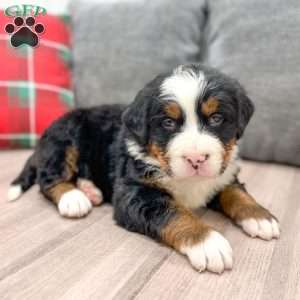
[0,150,299,300]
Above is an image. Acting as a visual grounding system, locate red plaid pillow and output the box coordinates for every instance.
[0,12,74,148]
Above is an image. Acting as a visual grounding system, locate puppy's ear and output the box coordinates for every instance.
[122,93,151,145]
[236,90,255,139]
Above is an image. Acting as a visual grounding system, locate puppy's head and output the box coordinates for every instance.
[123,64,254,179]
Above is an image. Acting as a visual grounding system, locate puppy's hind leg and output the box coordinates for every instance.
[8,152,37,201]
[41,146,92,218]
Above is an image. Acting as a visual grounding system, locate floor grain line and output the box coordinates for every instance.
[120,251,172,300]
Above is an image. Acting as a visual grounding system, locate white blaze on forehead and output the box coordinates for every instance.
[160,66,207,127]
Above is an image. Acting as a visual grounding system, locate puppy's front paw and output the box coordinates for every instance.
[58,189,92,218]
[239,217,280,240]
[181,231,233,274]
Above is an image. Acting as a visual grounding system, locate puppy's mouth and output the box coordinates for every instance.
[166,154,221,180]
[183,166,215,178]
[173,165,216,179]
[146,145,223,180]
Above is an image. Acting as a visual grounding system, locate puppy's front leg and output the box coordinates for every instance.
[114,185,232,273]
[210,183,280,240]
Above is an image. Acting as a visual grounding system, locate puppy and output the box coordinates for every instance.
[8,64,280,273]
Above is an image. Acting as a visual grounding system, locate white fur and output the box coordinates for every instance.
[161,66,207,108]
[239,217,280,240]
[58,189,92,218]
[181,230,233,273]
[167,129,225,178]
[7,184,22,202]
[162,151,239,209]
[125,139,160,166]
[161,66,207,128]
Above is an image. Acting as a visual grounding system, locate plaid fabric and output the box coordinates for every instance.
[0,12,74,149]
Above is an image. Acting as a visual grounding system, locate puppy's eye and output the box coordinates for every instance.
[208,113,224,126]
[162,118,176,130]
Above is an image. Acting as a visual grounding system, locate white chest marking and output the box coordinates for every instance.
[163,162,239,209]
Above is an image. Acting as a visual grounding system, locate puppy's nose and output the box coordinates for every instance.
[183,153,209,169]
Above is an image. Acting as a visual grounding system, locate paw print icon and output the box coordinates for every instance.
[5,16,44,48]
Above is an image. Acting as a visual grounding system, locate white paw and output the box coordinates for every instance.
[239,218,280,240]
[58,189,92,218]
[181,231,233,274]
[7,184,22,201]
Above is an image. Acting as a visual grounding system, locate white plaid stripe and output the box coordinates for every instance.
[0,133,40,138]
[0,81,73,97]
[0,134,40,148]
[28,46,35,147]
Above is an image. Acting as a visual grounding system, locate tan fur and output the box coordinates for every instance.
[222,138,236,171]
[219,185,272,222]
[161,205,210,250]
[201,97,219,116]
[45,147,79,204]
[47,182,75,204]
[65,146,79,180]
[164,102,182,120]
[148,143,169,170]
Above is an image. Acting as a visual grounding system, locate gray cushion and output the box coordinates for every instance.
[206,0,300,166]
[70,0,207,107]
[70,0,300,166]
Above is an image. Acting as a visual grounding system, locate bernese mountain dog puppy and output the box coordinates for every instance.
[8,64,280,273]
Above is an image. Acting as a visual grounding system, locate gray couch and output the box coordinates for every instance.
[71,0,300,166]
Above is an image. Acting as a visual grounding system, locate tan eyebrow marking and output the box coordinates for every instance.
[201,97,219,117]
[164,102,182,120]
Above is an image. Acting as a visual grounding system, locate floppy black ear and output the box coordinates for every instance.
[236,91,255,139]
[122,93,151,145]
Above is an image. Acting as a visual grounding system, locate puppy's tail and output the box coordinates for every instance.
[8,152,37,202]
